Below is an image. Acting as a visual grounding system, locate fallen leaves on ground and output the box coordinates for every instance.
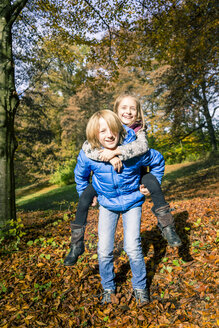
[0,176,218,327]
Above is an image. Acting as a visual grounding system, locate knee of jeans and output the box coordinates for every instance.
[98,246,113,260]
[124,241,142,259]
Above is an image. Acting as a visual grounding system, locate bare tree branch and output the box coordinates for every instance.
[211,106,219,118]
[83,0,113,61]
[136,0,160,19]
[9,0,29,26]
[168,123,207,147]
[18,58,54,97]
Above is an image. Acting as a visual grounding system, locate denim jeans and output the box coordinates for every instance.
[98,205,147,290]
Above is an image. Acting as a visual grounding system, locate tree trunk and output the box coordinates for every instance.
[0,15,17,227]
[201,82,218,152]
[0,0,28,228]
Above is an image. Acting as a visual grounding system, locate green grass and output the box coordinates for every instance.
[16,155,218,212]
[16,184,78,211]
[163,154,219,183]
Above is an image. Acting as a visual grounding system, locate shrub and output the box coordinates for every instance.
[49,158,76,186]
[0,218,26,251]
[162,135,211,164]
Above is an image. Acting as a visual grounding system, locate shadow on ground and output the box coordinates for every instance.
[112,210,194,290]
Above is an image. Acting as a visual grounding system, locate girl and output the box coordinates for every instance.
[111,94,181,245]
[74,110,165,305]
[64,94,181,268]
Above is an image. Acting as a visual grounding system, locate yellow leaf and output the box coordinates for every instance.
[57,313,68,319]
[37,262,44,267]
[5,305,17,312]
[69,320,74,326]
[22,305,29,310]
[36,321,47,326]
[25,274,32,281]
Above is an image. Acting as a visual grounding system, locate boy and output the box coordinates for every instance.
[73,110,165,305]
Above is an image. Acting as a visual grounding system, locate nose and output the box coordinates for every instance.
[106,128,113,138]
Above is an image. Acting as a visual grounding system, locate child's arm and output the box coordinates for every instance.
[82,142,123,171]
[82,129,149,162]
[82,140,123,161]
[115,129,149,161]
[82,140,102,161]
[74,150,92,196]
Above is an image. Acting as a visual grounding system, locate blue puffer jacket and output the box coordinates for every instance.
[74,127,165,212]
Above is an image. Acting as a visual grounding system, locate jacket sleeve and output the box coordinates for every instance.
[118,129,149,161]
[141,149,165,184]
[74,150,92,196]
[81,127,136,161]
[82,140,102,161]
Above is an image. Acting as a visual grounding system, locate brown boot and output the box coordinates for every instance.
[154,205,182,247]
[64,223,85,266]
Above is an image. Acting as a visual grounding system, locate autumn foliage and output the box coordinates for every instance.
[0,162,218,327]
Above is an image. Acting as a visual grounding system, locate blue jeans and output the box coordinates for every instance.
[98,205,147,290]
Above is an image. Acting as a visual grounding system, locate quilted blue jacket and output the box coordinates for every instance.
[74,127,165,212]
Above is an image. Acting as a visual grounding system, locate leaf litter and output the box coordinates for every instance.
[0,177,218,327]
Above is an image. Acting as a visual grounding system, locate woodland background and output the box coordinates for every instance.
[0,0,219,327]
[11,0,218,188]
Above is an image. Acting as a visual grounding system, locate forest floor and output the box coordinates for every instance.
[1,158,219,327]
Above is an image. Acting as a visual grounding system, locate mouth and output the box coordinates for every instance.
[105,138,115,143]
[122,114,133,119]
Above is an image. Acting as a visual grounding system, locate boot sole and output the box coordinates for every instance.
[166,240,182,247]
[63,252,84,266]
[64,261,77,266]
[162,232,182,247]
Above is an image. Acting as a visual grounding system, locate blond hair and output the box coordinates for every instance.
[113,93,145,128]
[86,110,126,149]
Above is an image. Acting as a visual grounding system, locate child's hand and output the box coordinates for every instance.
[139,184,150,195]
[110,157,123,172]
[99,148,118,161]
[91,196,98,206]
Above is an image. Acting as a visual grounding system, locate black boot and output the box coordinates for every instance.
[153,205,182,247]
[64,223,85,266]
[161,224,182,247]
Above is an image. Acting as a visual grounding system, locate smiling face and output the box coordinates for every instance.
[98,117,119,150]
[117,96,138,126]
